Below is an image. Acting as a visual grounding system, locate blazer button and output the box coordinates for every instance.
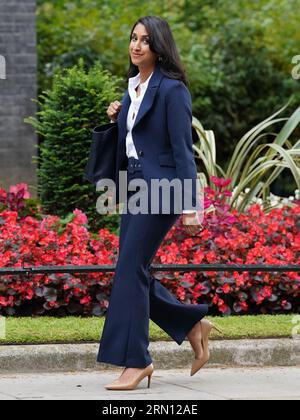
[139,150,144,157]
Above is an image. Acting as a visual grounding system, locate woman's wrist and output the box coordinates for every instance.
[183,210,197,217]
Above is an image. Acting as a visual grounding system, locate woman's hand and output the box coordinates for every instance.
[107,100,122,122]
[182,211,204,236]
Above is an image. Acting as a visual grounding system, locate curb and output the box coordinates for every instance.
[0,339,299,373]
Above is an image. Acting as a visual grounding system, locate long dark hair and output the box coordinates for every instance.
[126,16,189,87]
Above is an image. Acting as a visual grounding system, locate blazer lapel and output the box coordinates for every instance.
[133,63,164,130]
[118,63,164,143]
[118,92,130,143]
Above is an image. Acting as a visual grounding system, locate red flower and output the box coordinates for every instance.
[0,189,7,204]
[217,298,229,314]
[222,283,231,294]
[80,296,91,305]
[0,179,299,316]
[25,289,34,300]
[0,297,8,307]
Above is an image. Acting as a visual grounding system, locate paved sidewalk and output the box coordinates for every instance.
[0,367,299,400]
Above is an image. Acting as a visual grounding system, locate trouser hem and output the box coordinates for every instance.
[97,357,152,369]
[174,305,209,345]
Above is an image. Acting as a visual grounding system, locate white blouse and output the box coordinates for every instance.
[126,71,153,159]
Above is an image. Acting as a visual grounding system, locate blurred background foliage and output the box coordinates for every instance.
[36,0,300,197]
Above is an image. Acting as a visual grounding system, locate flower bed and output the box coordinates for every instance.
[0,182,299,316]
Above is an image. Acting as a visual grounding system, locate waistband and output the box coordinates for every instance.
[127,156,142,172]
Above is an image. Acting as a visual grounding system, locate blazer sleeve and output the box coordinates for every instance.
[165,81,199,212]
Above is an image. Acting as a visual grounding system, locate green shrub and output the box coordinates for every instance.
[187,20,298,165]
[25,59,123,233]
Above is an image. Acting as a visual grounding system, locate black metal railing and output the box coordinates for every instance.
[0,264,299,278]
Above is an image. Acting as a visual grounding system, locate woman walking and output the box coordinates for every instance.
[97,16,220,390]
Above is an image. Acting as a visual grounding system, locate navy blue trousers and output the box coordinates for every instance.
[97,157,208,368]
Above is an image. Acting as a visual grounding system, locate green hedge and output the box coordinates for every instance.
[25,60,123,233]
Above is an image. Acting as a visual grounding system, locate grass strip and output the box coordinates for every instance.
[0,314,296,345]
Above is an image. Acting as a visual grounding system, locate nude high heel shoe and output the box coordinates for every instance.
[190,319,223,376]
[105,363,154,390]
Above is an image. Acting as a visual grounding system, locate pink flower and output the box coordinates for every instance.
[9,183,30,199]
[211,176,232,189]
[73,209,88,225]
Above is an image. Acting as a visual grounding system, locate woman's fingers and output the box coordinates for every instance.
[114,101,122,109]
[186,225,203,236]
[182,212,204,236]
[107,101,122,121]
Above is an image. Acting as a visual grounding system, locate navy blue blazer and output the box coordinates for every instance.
[114,62,200,214]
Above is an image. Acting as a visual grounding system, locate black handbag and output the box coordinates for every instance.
[84,122,118,185]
